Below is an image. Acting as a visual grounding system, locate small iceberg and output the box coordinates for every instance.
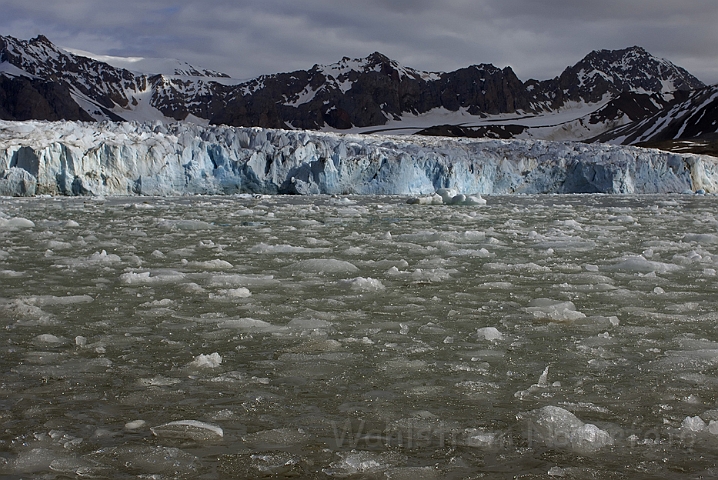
[408,188,486,206]
[151,420,224,441]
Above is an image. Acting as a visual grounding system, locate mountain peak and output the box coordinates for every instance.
[555,45,705,104]
[30,34,53,45]
[365,51,392,64]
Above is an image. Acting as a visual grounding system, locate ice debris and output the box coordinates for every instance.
[150,420,224,441]
[526,298,586,322]
[338,276,385,292]
[476,326,504,341]
[408,188,486,206]
[521,405,613,453]
[189,352,222,368]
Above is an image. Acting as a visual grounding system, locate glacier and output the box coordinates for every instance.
[0,120,716,197]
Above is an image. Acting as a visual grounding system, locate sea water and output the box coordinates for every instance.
[0,194,717,478]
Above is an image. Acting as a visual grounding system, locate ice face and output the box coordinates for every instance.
[0,194,717,477]
[1,120,717,196]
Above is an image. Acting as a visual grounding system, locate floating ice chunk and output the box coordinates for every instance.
[34,333,65,344]
[189,352,222,368]
[158,219,214,230]
[249,242,330,254]
[450,194,467,204]
[526,299,586,322]
[338,276,385,292]
[125,420,146,430]
[242,428,308,448]
[450,194,486,206]
[221,287,252,298]
[436,188,458,204]
[484,262,550,273]
[384,466,441,480]
[522,406,612,453]
[325,451,406,477]
[537,366,550,388]
[464,429,498,447]
[682,415,707,432]
[683,233,718,244]
[225,451,304,477]
[75,335,87,346]
[409,268,452,282]
[208,274,278,287]
[218,317,285,332]
[406,194,443,205]
[139,376,182,387]
[64,219,80,227]
[653,287,665,294]
[87,445,202,475]
[0,217,34,229]
[408,190,485,206]
[119,270,185,284]
[576,316,620,327]
[605,255,681,274]
[151,420,223,441]
[709,421,718,435]
[476,327,504,341]
[465,195,487,206]
[30,295,94,306]
[88,250,122,264]
[151,249,165,258]
[140,298,175,308]
[11,447,58,473]
[287,318,333,330]
[185,259,234,270]
[548,466,566,477]
[287,258,359,275]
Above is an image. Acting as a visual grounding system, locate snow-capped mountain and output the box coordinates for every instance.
[0,35,708,144]
[529,46,703,107]
[0,35,232,123]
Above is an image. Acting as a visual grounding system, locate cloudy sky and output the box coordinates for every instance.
[2,0,717,84]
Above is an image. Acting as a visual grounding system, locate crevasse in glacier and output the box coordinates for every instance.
[0,120,716,196]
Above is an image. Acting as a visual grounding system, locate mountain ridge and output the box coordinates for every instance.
[0,34,711,149]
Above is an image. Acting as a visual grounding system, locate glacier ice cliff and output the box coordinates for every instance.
[0,120,717,197]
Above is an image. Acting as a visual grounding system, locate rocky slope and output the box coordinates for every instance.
[595,85,718,144]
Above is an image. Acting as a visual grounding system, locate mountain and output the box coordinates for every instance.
[584,84,718,157]
[593,85,718,142]
[0,35,231,123]
[416,47,704,142]
[0,35,708,145]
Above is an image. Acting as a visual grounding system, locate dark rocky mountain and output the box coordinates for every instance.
[590,85,718,156]
[211,53,533,130]
[0,35,710,147]
[528,46,703,109]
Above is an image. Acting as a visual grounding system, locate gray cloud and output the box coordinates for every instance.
[1,0,717,84]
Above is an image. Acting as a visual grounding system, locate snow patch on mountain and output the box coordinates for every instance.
[64,48,230,78]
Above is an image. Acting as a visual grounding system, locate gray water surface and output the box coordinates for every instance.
[1,194,718,478]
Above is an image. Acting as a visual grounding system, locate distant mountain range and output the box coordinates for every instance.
[1,34,716,155]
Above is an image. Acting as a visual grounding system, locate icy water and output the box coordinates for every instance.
[2,194,718,479]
